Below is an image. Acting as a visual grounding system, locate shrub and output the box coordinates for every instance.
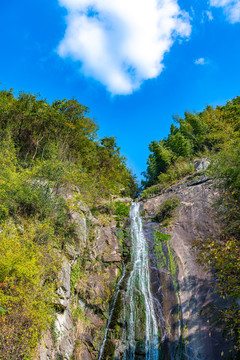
[154,231,171,242]
[113,201,130,217]
[209,142,240,238]
[0,225,59,360]
[157,159,194,186]
[0,168,54,222]
[70,260,87,292]
[195,236,240,355]
[141,184,164,199]
[154,195,181,223]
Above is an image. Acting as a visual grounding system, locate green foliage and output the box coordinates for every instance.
[113,201,130,217]
[71,306,88,323]
[166,131,192,158]
[91,200,130,222]
[116,228,130,259]
[0,224,59,359]
[142,141,173,187]
[70,259,87,293]
[195,236,240,355]
[141,160,194,199]
[142,96,240,188]
[0,89,137,204]
[0,307,6,315]
[210,141,240,238]
[154,231,171,242]
[141,183,164,199]
[157,159,194,187]
[154,195,181,223]
[153,230,177,280]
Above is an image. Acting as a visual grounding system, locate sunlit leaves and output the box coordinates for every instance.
[143,96,240,187]
[0,225,59,359]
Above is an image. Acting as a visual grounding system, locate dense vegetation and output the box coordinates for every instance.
[0,89,137,359]
[153,195,180,224]
[142,97,240,190]
[142,96,240,356]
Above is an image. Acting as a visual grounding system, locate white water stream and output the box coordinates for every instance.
[98,202,159,360]
[122,202,159,360]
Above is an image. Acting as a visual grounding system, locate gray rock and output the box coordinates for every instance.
[55,259,71,310]
[55,309,75,359]
[66,213,87,259]
[58,260,71,299]
[78,348,92,360]
[194,158,210,172]
[35,309,75,360]
[35,188,124,360]
[57,185,89,258]
[142,177,231,360]
[93,227,121,263]
[187,175,210,187]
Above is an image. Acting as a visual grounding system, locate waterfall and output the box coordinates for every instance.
[122,202,159,360]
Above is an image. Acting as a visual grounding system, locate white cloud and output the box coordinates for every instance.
[206,10,214,20]
[57,0,191,95]
[201,10,213,23]
[210,0,240,23]
[195,57,208,65]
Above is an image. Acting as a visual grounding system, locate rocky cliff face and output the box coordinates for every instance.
[142,165,230,359]
[34,194,125,360]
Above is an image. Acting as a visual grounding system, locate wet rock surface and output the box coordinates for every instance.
[144,221,181,359]
[142,173,230,360]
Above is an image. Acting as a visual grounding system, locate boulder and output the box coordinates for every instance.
[194,158,210,172]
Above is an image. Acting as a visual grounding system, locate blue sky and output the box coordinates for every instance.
[0,0,240,179]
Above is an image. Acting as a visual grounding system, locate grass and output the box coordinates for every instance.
[141,183,165,199]
[154,231,171,242]
[153,230,177,281]
[141,159,194,199]
[154,195,181,224]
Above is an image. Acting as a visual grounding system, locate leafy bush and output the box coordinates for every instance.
[70,260,87,292]
[142,96,240,187]
[194,140,240,355]
[141,160,194,199]
[154,230,171,242]
[0,225,59,360]
[113,201,130,217]
[210,141,240,238]
[158,159,194,186]
[141,184,164,199]
[195,236,240,356]
[154,195,181,223]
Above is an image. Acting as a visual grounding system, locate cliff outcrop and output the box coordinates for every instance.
[142,166,230,359]
[34,195,126,360]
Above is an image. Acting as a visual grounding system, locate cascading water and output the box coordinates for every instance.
[122,202,159,360]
